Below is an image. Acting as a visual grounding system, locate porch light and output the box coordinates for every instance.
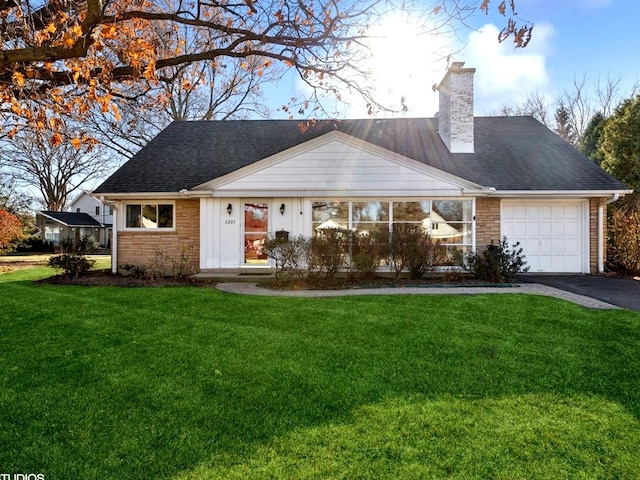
[280,203,286,215]
[227,203,233,215]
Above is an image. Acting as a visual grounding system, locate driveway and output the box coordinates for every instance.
[519,274,640,312]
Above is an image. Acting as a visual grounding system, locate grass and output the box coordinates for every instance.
[0,253,111,274]
[1,268,639,479]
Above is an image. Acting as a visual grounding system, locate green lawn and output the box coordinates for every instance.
[1,268,639,479]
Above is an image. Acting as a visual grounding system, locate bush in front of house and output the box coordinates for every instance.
[350,227,390,279]
[16,237,55,253]
[48,236,97,277]
[309,227,351,281]
[465,237,529,283]
[389,223,442,280]
[264,235,312,282]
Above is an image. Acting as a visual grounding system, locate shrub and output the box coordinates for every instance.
[350,227,389,279]
[309,228,350,280]
[47,236,97,277]
[121,264,147,278]
[389,223,442,280]
[263,235,312,282]
[465,237,529,283]
[147,245,196,279]
[16,237,55,253]
[48,254,95,277]
[607,196,640,274]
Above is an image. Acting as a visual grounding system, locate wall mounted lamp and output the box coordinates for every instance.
[280,203,286,215]
[227,203,233,215]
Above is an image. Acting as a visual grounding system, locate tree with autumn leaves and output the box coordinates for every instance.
[1,1,532,139]
[0,208,24,252]
[0,1,532,213]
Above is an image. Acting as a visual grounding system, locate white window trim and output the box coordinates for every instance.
[122,201,177,232]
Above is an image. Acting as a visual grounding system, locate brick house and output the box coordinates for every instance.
[93,63,631,275]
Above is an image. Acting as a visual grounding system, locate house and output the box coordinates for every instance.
[68,191,113,247]
[36,192,113,247]
[36,211,104,246]
[93,63,631,275]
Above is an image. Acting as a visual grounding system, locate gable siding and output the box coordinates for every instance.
[214,140,466,195]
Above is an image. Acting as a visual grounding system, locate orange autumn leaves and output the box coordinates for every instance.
[2,2,161,147]
[0,209,24,252]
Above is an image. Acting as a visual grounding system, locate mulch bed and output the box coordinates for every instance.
[35,269,213,288]
[35,269,493,289]
[31,269,640,289]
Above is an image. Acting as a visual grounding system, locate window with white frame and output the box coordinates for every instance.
[311,200,473,265]
[125,203,174,229]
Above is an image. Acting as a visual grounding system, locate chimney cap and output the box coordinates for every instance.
[448,61,476,73]
[438,61,476,90]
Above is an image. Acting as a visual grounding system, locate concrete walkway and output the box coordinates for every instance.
[215,282,620,310]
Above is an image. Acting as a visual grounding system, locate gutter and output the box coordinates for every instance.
[598,193,621,273]
[100,197,118,275]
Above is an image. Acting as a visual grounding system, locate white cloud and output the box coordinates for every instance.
[458,22,555,115]
[284,18,556,120]
[340,19,557,119]
[288,13,457,119]
[517,0,613,9]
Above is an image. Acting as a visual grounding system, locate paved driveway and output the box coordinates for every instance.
[519,274,640,312]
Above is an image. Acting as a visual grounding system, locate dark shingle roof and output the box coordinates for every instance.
[94,117,628,194]
[38,211,103,227]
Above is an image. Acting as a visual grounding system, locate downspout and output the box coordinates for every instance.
[101,197,118,274]
[598,194,619,273]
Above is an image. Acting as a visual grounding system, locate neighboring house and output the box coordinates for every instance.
[36,211,103,246]
[93,63,632,275]
[68,191,113,247]
[36,192,113,247]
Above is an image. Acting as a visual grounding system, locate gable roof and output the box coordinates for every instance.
[38,211,103,227]
[94,117,629,194]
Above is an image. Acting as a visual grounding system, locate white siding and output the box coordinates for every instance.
[69,192,114,225]
[213,139,467,196]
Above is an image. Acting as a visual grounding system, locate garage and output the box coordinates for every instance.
[501,200,587,273]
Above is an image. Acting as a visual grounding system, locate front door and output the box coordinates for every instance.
[244,202,269,265]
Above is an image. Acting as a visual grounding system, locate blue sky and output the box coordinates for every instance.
[269,0,640,119]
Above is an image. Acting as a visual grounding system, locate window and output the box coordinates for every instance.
[394,200,473,265]
[312,201,349,232]
[95,206,100,215]
[125,203,174,229]
[311,200,473,266]
[244,202,269,264]
[76,208,81,213]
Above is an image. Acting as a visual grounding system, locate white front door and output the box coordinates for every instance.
[501,201,587,273]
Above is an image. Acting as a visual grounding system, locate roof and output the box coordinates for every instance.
[94,117,629,194]
[38,211,104,227]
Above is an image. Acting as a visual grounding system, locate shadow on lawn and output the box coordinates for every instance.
[1,279,639,479]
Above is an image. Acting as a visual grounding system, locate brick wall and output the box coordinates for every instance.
[438,63,475,153]
[118,199,200,275]
[476,197,501,251]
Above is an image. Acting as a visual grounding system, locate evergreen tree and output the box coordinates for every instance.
[600,95,640,192]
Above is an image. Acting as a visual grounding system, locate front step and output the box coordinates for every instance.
[193,268,275,279]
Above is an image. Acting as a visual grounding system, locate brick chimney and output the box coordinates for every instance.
[437,62,475,153]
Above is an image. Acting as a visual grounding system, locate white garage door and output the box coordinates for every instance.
[501,201,586,273]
